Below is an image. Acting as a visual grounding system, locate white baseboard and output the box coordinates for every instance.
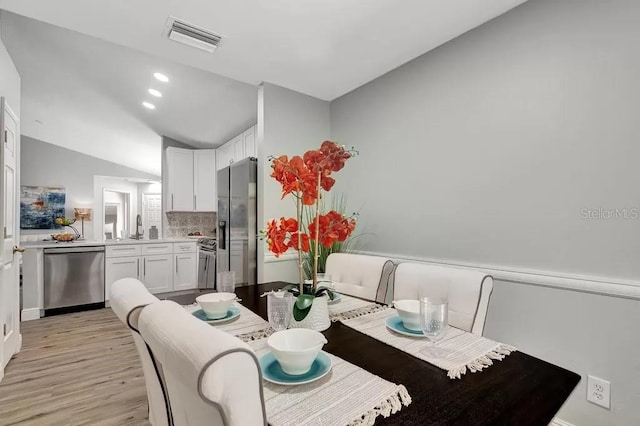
[550,418,576,426]
[21,308,41,321]
[359,250,640,301]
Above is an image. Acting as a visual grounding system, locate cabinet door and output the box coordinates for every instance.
[230,240,245,285]
[194,150,217,212]
[231,135,244,163]
[216,142,233,170]
[174,253,197,291]
[105,257,140,301]
[243,126,256,159]
[166,147,194,211]
[141,255,173,294]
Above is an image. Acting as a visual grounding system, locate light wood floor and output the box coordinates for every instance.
[0,309,151,426]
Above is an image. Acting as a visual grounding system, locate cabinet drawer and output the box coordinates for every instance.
[141,243,173,256]
[174,242,197,253]
[106,245,141,258]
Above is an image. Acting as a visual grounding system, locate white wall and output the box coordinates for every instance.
[257,83,331,283]
[0,11,20,115]
[329,0,640,424]
[21,136,158,241]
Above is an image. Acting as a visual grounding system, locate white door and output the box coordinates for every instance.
[105,257,140,301]
[193,150,216,212]
[141,255,173,294]
[174,253,197,290]
[166,147,194,211]
[0,98,21,378]
[142,193,162,234]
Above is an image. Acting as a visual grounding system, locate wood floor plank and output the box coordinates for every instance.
[0,309,151,426]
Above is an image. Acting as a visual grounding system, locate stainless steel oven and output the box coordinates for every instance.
[197,238,216,289]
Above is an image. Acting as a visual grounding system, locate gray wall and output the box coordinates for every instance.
[0,11,20,117]
[257,83,331,283]
[21,136,159,240]
[331,0,640,282]
[329,0,640,424]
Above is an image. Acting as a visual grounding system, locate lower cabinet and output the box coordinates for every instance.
[174,253,197,291]
[105,242,197,298]
[105,257,140,300]
[142,255,173,293]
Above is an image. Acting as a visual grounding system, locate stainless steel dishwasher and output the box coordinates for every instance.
[43,245,105,314]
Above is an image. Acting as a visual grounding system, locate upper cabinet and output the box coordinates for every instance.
[166,147,216,212]
[166,147,194,212]
[193,150,217,212]
[216,125,257,170]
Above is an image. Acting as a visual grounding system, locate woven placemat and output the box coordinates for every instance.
[342,308,516,379]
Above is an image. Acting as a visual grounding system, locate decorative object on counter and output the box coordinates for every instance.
[53,217,80,241]
[20,186,65,229]
[73,208,92,240]
[264,141,358,329]
[149,226,159,239]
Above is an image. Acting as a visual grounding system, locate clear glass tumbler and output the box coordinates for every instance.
[419,297,448,357]
[217,271,236,293]
[267,291,293,331]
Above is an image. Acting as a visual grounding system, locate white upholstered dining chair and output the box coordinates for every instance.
[392,263,494,336]
[109,278,169,426]
[324,253,395,303]
[138,300,267,426]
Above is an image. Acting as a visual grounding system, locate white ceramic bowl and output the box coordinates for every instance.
[196,292,236,319]
[267,329,328,375]
[393,300,421,331]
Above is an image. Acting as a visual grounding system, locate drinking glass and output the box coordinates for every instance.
[217,271,236,293]
[419,297,448,357]
[318,273,334,290]
[267,292,293,331]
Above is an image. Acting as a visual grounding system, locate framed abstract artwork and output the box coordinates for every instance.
[20,186,66,229]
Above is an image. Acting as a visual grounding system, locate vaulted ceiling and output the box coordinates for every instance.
[0,0,528,174]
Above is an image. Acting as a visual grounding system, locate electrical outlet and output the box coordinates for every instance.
[587,375,611,409]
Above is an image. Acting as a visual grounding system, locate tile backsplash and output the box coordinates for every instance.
[165,212,216,238]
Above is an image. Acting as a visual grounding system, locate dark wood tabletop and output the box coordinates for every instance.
[170,282,580,426]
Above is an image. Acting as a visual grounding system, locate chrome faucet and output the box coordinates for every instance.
[134,214,143,240]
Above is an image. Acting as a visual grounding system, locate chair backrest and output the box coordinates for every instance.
[324,253,395,303]
[392,263,494,336]
[138,300,267,426]
[110,278,169,426]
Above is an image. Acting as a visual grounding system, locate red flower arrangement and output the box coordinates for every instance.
[266,141,357,299]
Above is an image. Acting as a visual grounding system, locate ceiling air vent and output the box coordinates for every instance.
[164,17,222,53]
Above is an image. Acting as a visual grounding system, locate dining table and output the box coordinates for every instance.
[170,282,580,426]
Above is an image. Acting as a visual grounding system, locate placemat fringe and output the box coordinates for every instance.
[447,344,517,379]
[331,304,389,322]
[347,384,412,426]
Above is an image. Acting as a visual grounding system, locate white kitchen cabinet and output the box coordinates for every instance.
[231,134,244,163]
[243,126,256,159]
[141,254,173,293]
[194,150,217,211]
[105,242,196,297]
[166,147,194,211]
[174,253,197,290]
[105,257,140,300]
[216,142,233,171]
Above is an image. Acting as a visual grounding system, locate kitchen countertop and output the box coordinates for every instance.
[22,238,198,249]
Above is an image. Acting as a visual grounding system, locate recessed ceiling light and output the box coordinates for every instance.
[153,72,169,83]
[142,101,156,110]
[148,88,162,97]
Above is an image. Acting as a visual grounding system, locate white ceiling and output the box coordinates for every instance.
[0,11,258,176]
[0,0,527,102]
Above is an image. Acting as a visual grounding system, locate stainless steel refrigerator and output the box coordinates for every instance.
[217,157,257,286]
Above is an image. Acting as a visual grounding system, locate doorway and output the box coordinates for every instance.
[142,193,162,237]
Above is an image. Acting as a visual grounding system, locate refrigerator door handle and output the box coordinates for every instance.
[219,221,227,250]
